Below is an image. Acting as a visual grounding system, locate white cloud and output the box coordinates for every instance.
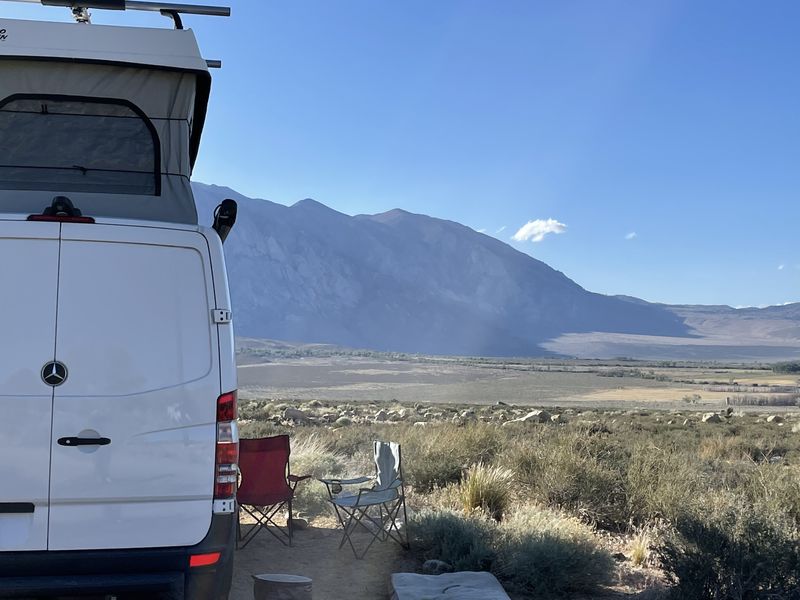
[495,226,506,234]
[512,219,567,243]
[778,264,785,271]
[625,232,637,240]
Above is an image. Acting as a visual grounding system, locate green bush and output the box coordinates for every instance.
[505,429,629,529]
[658,496,800,599]
[405,424,502,491]
[412,505,614,599]
[411,509,496,571]
[773,361,800,374]
[496,505,615,598]
[626,443,703,525]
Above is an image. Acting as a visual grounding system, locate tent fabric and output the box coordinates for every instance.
[0,59,202,224]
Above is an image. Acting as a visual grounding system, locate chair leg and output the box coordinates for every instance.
[288,497,294,547]
[332,503,393,560]
[238,502,292,549]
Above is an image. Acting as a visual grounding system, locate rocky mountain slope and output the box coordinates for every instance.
[192,183,692,356]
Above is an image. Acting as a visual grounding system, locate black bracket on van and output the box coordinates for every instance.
[212,199,237,244]
[28,196,96,224]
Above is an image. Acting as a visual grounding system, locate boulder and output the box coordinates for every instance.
[550,413,567,424]
[375,409,389,422]
[702,413,722,423]
[767,415,784,424]
[333,416,352,428]
[283,407,308,422]
[515,409,551,423]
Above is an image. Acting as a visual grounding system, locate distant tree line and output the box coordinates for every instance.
[772,361,800,374]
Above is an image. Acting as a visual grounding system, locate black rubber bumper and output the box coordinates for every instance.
[0,512,235,599]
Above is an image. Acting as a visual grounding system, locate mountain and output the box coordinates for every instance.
[542,300,800,361]
[192,183,693,357]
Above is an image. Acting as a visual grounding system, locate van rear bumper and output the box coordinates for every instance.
[0,512,235,599]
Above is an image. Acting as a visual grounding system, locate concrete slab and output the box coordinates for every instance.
[390,571,511,600]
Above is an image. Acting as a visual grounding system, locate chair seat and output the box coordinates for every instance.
[238,486,293,507]
[332,487,399,508]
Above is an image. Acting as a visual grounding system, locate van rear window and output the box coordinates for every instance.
[0,95,160,196]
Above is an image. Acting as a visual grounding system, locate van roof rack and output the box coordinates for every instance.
[3,0,230,28]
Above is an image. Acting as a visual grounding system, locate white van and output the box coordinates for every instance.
[0,4,238,598]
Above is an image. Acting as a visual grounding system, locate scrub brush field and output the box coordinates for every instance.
[234,357,800,600]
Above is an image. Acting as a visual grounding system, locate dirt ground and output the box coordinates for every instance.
[231,521,415,600]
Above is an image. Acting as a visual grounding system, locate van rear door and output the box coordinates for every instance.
[0,221,59,551]
[47,223,220,551]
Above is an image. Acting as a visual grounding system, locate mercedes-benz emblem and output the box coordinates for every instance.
[41,361,68,386]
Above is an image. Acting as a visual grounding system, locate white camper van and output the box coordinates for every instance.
[0,2,238,598]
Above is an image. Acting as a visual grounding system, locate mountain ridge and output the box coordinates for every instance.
[192,183,799,360]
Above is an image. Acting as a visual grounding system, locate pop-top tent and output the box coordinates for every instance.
[0,11,221,224]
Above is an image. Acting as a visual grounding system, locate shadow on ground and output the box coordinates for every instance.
[231,523,416,600]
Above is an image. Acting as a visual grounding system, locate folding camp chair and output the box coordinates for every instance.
[237,435,310,548]
[320,441,410,559]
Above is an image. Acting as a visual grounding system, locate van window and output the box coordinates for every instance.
[0,95,160,196]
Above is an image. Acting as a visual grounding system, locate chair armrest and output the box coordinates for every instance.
[318,476,373,486]
[288,474,312,483]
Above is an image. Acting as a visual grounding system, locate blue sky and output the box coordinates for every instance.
[4,1,799,307]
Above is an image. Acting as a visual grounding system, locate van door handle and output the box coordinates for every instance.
[58,437,111,447]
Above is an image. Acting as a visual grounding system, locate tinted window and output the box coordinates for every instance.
[0,96,159,195]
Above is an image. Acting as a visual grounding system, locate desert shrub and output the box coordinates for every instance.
[458,463,514,519]
[238,419,282,439]
[288,435,347,515]
[405,424,502,491]
[325,423,376,456]
[742,463,800,527]
[658,495,800,599]
[411,509,496,571]
[626,443,703,525]
[413,505,614,599]
[495,505,615,598]
[506,429,629,529]
[773,361,800,374]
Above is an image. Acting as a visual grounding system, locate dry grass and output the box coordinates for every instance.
[239,400,800,598]
[458,463,515,519]
[629,524,656,567]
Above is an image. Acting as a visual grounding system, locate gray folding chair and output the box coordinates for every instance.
[320,440,410,559]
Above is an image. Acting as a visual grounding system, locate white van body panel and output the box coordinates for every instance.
[47,223,220,551]
[0,221,59,551]
[200,225,237,395]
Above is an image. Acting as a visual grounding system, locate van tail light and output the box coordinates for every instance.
[214,391,238,502]
[189,552,221,568]
[27,214,95,224]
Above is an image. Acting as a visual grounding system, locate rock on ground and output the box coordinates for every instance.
[421,560,453,575]
[515,409,551,423]
[702,413,722,423]
[283,407,309,422]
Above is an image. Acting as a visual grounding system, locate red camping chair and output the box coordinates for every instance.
[237,435,310,548]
